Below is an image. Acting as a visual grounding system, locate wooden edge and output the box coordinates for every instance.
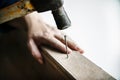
[41,46,116,80]
[40,47,76,80]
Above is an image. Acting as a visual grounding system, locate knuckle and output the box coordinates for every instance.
[43,32,50,38]
[42,32,52,39]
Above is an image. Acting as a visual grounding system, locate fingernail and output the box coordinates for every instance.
[38,59,43,64]
[79,50,84,54]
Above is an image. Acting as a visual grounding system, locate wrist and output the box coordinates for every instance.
[24,11,46,38]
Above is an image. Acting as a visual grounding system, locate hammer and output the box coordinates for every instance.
[0,0,71,30]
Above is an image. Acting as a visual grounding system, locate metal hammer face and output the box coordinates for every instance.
[30,0,71,30]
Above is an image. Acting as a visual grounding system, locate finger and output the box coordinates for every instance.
[55,34,84,54]
[43,36,72,53]
[29,38,43,64]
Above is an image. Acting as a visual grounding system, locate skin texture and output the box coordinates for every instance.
[7,11,84,64]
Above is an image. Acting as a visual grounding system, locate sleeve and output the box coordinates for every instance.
[0,0,20,9]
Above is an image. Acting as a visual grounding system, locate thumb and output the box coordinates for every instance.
[29,38,43,64]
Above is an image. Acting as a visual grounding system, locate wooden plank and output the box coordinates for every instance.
[41,47,116,80]
[0,28,71,80]
[0,27,116,80]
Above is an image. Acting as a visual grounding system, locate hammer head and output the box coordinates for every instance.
[30,0,71,30]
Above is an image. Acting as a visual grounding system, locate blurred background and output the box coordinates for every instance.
[40,0,120,79]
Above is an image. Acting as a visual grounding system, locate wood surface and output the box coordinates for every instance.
[41,47,116,80]
[0,25,116,80]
